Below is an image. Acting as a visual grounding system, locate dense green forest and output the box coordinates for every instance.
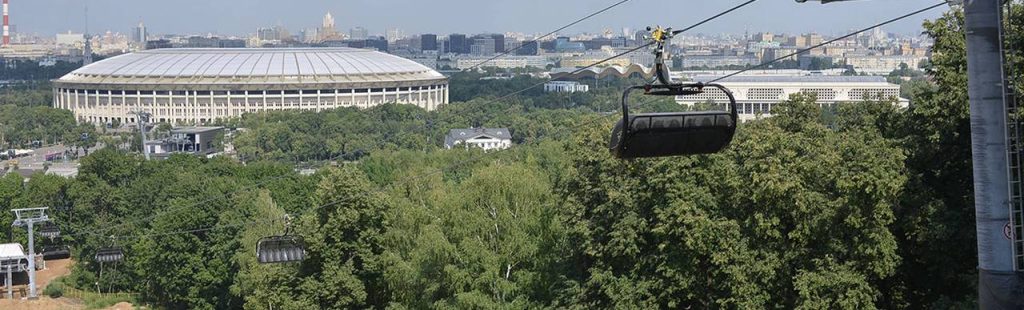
[0,59,81,81]
[0,6,1020,309]
[0,81,93,149]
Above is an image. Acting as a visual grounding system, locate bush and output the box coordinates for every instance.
[43,282,64,298]
[84,294,134,309]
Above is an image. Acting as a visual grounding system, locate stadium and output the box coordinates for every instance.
[52,48,449,125]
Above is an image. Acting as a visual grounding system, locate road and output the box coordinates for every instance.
[1,143,105,171]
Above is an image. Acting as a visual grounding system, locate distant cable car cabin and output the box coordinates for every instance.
[94,247,124,263]
[256,215,306,264]
[256,236,307,264]
[39,222,60,239]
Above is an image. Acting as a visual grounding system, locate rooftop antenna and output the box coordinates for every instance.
[82,1,92,65]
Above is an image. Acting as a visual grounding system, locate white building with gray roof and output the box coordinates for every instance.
[444,128,512,151]
[679,75,907,122]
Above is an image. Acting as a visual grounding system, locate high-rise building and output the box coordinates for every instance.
[787,35,808,47]
[257,27,278,41]
[323,12,335,30]
[491,34,505,53]
[470,36,495,55]
[274,25,291,41]
[515,40,538,56]
[386,28,402,42]
[752,32,773,43]
[132,21,147,43]
[421,34,438,51]
[301,28,319,43]
[371,36,389,52]
[554,36,585,53]
[805,33,823,46]
[633,30,646,45]
[320,12,337,40]
[449,34,468,54]
[350,27,368,40]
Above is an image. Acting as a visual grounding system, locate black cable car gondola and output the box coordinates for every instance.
[256,215,306,264]
[42,245,71,260]
[609,26,739,159]
[257,235,307,264]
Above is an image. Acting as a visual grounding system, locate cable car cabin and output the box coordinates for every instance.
[257,235,306,264]
[42,245,71,260]
[39,222,60,239]
[609,83,738,159]
[94,247,124,263]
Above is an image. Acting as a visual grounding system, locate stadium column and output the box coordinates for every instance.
[349,89,355,107]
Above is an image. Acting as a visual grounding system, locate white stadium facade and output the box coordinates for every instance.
[678,76,908,122]
[52,48,449,125]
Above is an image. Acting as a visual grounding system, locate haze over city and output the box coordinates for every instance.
[21,0,942,36]
[1,0,1022,308]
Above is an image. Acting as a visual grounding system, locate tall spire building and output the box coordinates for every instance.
[323,12,335,30]
[319,11,342,41]
[133,21,147,44]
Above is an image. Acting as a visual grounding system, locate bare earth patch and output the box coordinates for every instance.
[0,258,136,309]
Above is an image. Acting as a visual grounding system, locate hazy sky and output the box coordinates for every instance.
[18,0,947,37]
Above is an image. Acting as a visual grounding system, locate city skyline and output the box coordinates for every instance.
[18,0,944,38]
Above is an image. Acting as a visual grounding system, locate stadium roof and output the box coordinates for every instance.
[56,48,445,86]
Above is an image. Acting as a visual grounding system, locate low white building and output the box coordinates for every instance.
[679,75,907,122]
[544,81,589,93]
[843,55,927,75]
[452,56,550,69]
[681,55,759,68]
[146,126,224,159]
[444,128,512,151]
[55,32,86,46]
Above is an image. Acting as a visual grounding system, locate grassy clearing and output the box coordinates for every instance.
[45,276,139,309]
